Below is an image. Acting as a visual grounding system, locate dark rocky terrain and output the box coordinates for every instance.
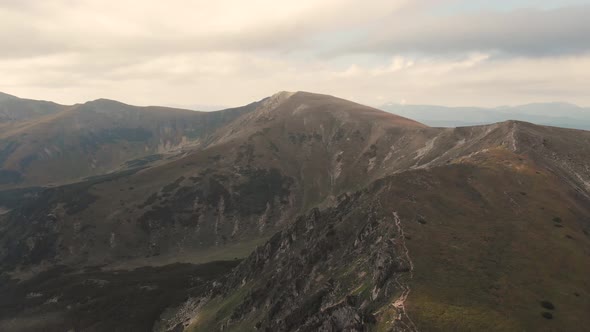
[0,91,589,331]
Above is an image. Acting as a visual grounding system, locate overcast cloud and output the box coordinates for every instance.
[0,0,589,108]
[353,6,590,57]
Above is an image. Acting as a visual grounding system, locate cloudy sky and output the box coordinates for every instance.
[1,0,589,108]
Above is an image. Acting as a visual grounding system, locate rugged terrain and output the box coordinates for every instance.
[0,91,589,331]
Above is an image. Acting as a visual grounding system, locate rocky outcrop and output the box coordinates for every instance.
[175,192,417,331]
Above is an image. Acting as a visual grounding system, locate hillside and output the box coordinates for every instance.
[0,92,428,271]
[0,94,260,188]
[181,131,590,331]
[0,92,589,331]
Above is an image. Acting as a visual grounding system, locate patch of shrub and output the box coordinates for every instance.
[540,300,555,310]
[541,312,553,319]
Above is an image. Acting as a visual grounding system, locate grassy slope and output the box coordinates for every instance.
[397,149,590,331]
[0,261,240,332]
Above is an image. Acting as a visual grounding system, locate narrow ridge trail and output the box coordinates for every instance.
[391,211,418,331]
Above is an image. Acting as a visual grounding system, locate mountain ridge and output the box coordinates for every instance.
[0,91,589,331]
[381,101,590,130]
[0,93,267,188]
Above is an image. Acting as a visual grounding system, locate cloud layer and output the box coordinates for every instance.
[0,0,589,108]
[353,6,590,56]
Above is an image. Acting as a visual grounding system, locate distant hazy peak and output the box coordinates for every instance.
[380,101,590,130]
[503,102,583,109]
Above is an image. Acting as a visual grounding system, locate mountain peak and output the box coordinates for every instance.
[268,90,296,103]
[84,98,128,106]
[74,98,132,114]
[287,91,427,128]
[0,91,18,101]
[271,90,296,99]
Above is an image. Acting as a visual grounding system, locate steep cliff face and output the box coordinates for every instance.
[181,194,417,332]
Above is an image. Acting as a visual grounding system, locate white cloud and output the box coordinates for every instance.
[350,5,590,56]
[0,0,588,108]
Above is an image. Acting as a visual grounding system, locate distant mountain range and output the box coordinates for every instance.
[380,102,590,130]
[0,91,589,331]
